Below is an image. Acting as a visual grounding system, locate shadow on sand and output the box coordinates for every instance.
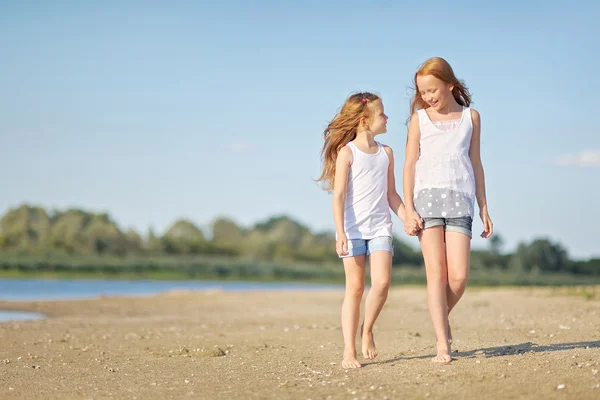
[374,341,600,365]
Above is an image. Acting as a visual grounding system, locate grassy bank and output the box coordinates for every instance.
[0,254,599,287]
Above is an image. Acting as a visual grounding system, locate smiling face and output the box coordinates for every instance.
[364,99,388,135]
[416,74,455,111]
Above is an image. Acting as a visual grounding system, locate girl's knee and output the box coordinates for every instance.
[371,278,391,293]
[449,273,469,286]
[345,284,364,298]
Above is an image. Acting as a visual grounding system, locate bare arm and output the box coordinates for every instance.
[403,113,420,211]
[332,146,352,253]
[383,145,406,222]
[469,109,493,238]
[402,113,423,232]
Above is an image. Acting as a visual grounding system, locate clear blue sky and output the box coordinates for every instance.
[1,1,599,259]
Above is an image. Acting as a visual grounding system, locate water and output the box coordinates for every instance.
[0,310,45,322]
[0,278,341,321]
[0,278,340,301]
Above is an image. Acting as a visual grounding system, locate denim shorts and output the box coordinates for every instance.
[339,236,394,258]
[423,216,473,238]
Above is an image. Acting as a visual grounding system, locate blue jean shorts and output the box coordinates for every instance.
[339,236,394,258]
[423,216,473,238]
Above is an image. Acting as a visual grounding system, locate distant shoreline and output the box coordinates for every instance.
[1,269,599,288]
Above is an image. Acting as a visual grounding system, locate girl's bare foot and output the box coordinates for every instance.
[361,330,377,360]
[341,350,362,369]
[432,340,452,364]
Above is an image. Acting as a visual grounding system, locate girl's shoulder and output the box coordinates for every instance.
[338,143,354,155]
[337,143,354,164]
[468,108,480,125]
[407,111,422,128]
[381,143,394,161]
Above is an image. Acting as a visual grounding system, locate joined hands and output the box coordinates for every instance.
[404,209,424,236]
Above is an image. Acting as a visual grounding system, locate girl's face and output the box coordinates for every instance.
[416,74,454,111]
[365,100,388,135]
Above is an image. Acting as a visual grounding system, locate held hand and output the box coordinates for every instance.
[404,219,418,236]
[408,222,423,236]
[336,233,349,256]
[404,209,423,236]
[480,209,493,239]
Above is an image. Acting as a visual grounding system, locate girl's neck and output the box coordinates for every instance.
[354,130,377,147]
[435,99,463,115]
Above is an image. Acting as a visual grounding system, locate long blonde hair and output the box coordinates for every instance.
[316,92,380,192]
[410,57,472,115]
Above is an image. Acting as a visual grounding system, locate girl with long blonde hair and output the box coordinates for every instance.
[318,92,419,369]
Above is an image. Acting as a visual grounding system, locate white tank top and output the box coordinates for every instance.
[342,141,393,239]
[414,107,476,218]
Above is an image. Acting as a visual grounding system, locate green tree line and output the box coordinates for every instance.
[0,204,598,275]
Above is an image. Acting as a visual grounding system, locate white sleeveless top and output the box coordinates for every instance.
[414,107,476,218]
[342,141,393,239]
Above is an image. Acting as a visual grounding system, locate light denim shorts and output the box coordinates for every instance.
[339,236,394,258]
[423,216,473,238]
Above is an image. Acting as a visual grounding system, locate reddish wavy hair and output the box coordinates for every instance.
[410,57,472,115]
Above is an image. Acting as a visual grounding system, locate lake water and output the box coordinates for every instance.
[0,310,45,321]
[0,278,342,322]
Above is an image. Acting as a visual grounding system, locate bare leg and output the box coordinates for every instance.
[361,250,392,360]
[341,255,366,369]
[419,226,452,363]
[445,231,471,344]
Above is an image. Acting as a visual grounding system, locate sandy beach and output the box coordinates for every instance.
[0,286,599,399]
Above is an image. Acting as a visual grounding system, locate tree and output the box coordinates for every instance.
[162,219,206,254]
[392,236,423,266]
[212,217,244,247]
[125,228,142,254]
[571,258,600,275]
[0,205,51,250]
[489,233,504,255]
[509,238,571,273]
